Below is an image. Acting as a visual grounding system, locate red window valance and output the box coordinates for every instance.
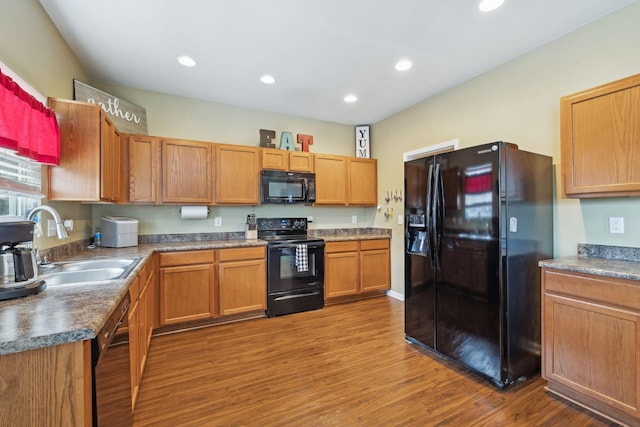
[0,68,60,165]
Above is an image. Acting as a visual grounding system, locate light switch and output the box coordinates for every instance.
[214,216,222,227]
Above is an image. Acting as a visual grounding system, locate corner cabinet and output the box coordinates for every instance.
[216,144,260,204]
[325,239,390,302]
[48,98,121,202]
[541,268,640,426]
[561,73,640,198]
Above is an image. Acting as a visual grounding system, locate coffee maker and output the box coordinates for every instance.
[0,220,45,301]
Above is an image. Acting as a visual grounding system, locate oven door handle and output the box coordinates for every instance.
[274,291,321,301]
[270,243,324,250]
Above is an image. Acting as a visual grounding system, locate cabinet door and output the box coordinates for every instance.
[289,151,314,172]
[128,135,159,203]
[360,244,390,293]
[161,139,213,204]
[543,292,640,418]
[159,263,217,325]
[48,98,102,201]
[261,148,288,170]
[325,251,359,298]
[314,154,347,205]
[128,294,140,409]
[561,74,640,197]
[216,145,260,204]
[218,259,266,316]
[348,158,377,205]
[100,114,120,202]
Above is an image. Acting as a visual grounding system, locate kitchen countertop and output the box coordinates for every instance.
[0,239,266,356]
[539,243,640,282]
[0,229,392,356]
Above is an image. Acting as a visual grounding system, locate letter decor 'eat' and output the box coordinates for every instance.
[259,129,314,152]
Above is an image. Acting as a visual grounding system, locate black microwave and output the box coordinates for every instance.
[261,170,316,204]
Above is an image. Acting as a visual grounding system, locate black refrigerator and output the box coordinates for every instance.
[404,141,553,388]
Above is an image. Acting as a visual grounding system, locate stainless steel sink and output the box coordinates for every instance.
[39,268,127,285]
[39,257,141,286]
[56,258,138,272]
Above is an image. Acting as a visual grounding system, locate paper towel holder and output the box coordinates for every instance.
[179,205,210,219]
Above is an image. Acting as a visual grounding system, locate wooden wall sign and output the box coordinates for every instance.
[73,79,148,134]
[260,129,314,152]
[356,125,370,158]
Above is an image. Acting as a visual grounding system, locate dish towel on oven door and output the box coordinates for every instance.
[295,244,308,272]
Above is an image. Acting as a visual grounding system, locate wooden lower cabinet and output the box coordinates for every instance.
[325,239,390,301]
[325,242,359,298]
[159,250,217,325]
[542,268,640,426]
[0,340,91,426]
[158,247,268,325]
[218,247,266,316]
[128,256,155,410]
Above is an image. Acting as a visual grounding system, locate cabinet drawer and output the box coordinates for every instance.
[325,241,359,253]
[543,269,640,311]
[360,239,389,251]
[159,250,216,267]
[218,246,265,262]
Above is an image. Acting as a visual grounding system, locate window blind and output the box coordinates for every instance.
[0,147,42,197]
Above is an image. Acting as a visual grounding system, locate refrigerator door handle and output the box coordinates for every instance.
[433,163,444,270]
[426,164,435,268]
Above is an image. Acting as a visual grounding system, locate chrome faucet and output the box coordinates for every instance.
[26,205,69,240]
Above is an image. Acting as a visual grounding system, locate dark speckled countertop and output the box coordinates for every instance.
[0,239,265,356]
[539,243,640,282]
[0,228,391,356]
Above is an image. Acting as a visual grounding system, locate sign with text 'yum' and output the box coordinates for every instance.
[73,79,148,134]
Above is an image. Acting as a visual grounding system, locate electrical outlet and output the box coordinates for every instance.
[352,215,357,224]
[307,216,313,223]
[609,217,624,234]
[398,215,403,225]
[214,216,222,227]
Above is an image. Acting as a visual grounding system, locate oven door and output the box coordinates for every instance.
[267,241,324,293]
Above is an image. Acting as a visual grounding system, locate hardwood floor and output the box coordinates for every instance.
[133,297,618,426]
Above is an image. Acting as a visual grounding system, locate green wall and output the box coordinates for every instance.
[373,1,640,294]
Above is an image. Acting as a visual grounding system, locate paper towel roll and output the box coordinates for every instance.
[180,205,209,219]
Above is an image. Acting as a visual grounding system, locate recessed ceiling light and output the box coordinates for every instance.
[395,60,413,72]
[260,75,276,84]
[478,0,504,12]
[344,94,358,103]
[177,55,196,67]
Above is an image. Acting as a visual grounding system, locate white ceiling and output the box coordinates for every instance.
[39,0,634,125]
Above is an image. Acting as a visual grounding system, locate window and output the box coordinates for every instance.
[0,147,43,218]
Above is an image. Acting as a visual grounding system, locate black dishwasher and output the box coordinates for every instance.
[92,293,133,426]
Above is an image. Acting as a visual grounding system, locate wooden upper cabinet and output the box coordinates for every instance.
[289,151,314,172]
[261,148,288,170]
[48,98,121,202]
[216,144,260,204]
[314,154,348,205]
[161,138,213,204]
[561,73,640,198]
[261,148,314,172]
[125,134,159,204]
[348,158,377,206]
[100,115,120,202]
